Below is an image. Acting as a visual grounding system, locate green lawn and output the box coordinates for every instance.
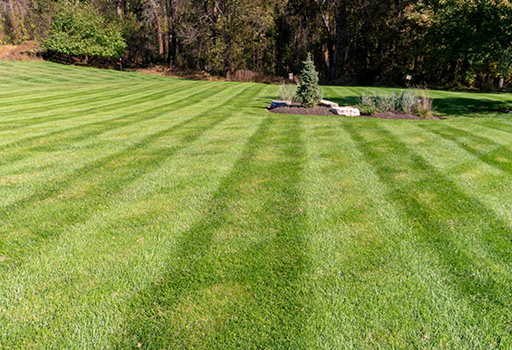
[1,61,512,349]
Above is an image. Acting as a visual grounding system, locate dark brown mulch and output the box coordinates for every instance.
[269,105,334,116]
[268,106,442,119]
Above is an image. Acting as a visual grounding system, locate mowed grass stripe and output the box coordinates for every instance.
[0,82,154,115]
[0,83,115,102]
[389,121,512,251]
[0,61,150,85]
[0,80,195,128]
[21,61,161,82]
[0,81,238,207]
[0,64,173,109]
[0,85,270,349]
[113,113,308,350]
[0,82,132,112]
[0,82,227,180]
[477,121,512,135]
[0,77,192,118]
[5,62,130,83]
[343,122,512,335]
[0,80,217,150]
[348,121,512,271]
[0,67,126,85]
[1,85,154,120]
[0,68,71,85]
[0,82,226,171]
[3,61,512,348]
[0,82,265,267]
[0,62,89,85]
[0,84,260,263]
[380,121,512,345]
[418,123,512,177]
[300,118,487,348]
[0,112,260,348]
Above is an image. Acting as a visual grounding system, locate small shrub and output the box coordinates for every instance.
[376,91,400,112]
[414,88,434,118]
[278,84,298,102]
[356,87,435,117]
[297,53,323,107]
[400,90,417,113]
[357,92,381,115]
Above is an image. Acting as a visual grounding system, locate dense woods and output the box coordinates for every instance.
[1,0,511,88]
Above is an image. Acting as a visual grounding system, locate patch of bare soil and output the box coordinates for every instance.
[269,106,442,119]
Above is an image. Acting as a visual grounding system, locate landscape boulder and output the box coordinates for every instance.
[270,100,291,109]
[332,106,360,116]
[319,99,339,108]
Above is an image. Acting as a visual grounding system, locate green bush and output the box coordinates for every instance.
[357,92,381,115]
[356,88,434,117]
[376,91,400,112]
[400,90,417,113]
[43,4,126,59]
[297,53,323,107]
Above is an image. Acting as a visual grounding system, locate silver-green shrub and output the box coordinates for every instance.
[278,84,298,102]
[356,88,434,117]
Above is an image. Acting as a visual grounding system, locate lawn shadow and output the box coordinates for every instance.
[432,96,511,118]
[323,95,359,107]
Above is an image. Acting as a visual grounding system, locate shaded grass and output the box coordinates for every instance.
[323,85,512,118]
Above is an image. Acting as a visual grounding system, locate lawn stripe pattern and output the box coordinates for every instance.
[113,112,308,349]
[1,62,512,349]
[300,118,483,348]
[0,83,256,260]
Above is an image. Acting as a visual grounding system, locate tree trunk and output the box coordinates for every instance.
[328,6,347,81]
[116,0,123,18]
[168,31,177,66]
[156,20,164,56]
[165,0,177,66]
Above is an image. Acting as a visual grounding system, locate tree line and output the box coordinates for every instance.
[1,0,511,88]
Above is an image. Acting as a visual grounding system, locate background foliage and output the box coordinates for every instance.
[1,0,511,88]
[43,3,126,58]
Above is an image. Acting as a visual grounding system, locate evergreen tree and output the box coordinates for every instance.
[297,53,322,107]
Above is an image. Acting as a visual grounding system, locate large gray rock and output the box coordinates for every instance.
[270,100,291,109]
[332,106,360,116]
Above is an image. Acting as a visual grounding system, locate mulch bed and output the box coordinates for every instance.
[268,106,442,120]
[269,105,334,116]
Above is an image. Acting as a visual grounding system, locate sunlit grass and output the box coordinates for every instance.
[1,61,512,349]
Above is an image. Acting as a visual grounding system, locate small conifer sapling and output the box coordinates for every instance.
[296,53,323,107]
